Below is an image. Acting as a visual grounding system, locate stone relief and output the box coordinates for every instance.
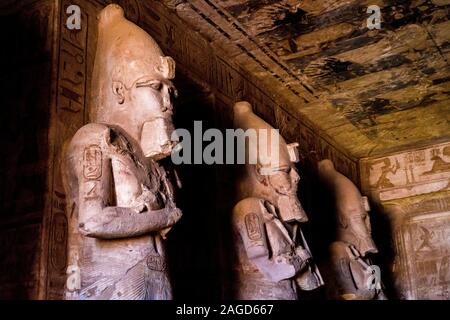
[231,101,323,300]
[383,193,450,300]
[62,4,182,300]
[363,143,450,201]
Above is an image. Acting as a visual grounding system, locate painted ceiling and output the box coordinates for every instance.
[158,0,450,159]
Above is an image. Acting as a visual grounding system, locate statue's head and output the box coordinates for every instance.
[91,4,177,160]
[233,102,308,223]
[318,160,377,255]
[337,198,377,255]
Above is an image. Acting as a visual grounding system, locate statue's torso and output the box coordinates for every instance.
[327,241,380,300]
[65,123,172,299]
[233,198,298,300]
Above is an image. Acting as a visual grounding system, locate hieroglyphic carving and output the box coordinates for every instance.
[383,193,450,299]
[57,0,87,116]
[43,0,103,300]
[244,213,262,241]
[360,141,450,299]
[361,142,450,201]
[423,146,450,176]
[146,255,167,272]
[83,145,102,180]
[50,196,68,273]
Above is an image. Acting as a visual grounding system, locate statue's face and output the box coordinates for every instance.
[268,165,299,195]
[113,75,177,159]
[343,210,377,255]
[267,165,308,223]
[130,76,176,120]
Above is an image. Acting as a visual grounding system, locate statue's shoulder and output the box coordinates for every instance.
[69,123,112,150]
[232,197,265,222]
[65,123,116,161]
[72,123,111,141]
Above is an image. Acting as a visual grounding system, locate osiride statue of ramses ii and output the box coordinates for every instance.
[62,4,182,300]
[318,159,387,300]
[231,101,323,300]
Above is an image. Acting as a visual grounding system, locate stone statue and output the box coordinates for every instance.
[318,159,386,300]
[231,101,323,300]
[62,4,182,300]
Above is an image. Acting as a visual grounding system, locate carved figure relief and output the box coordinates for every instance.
[372,158,400,189]
[423,147,450,175]
[62,4,182,300]
[404,213,450,299]
[231,101,323,300]
[364,143,450,201]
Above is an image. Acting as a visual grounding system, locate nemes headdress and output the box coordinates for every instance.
[91,4,176,121]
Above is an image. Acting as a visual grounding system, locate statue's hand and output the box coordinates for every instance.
[131,185,158,213]
[159,207,182,239]
[294,246,311,264]
[166,207,183,226]
[264,253,298,281]
[79,210,118,236]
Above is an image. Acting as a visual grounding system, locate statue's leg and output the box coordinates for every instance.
[144,253,172,300]
[77,262,147,300]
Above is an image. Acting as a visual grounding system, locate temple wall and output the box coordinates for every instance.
[360,142,450,299]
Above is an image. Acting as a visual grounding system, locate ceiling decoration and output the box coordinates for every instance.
[157,0,449,158]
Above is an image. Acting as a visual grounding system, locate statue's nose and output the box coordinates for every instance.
[162,87,174,113]
[161,103,173,114]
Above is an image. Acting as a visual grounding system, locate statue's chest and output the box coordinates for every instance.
[264,218,296,256]
[108,145,157,207]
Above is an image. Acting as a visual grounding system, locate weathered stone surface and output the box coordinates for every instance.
[231,101,323,300]
[318,159,386,300]
[62,4,182,300]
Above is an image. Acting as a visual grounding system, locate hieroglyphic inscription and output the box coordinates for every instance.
[147,254,167,272]
[44,0,99,299]
[381,191,450,299]
[402,211,450,299]
[361,142,450,201]
[50,192,68,273]
[245,213,262,241]
[361,142,450,299]
[57,0,87,116]
[83,145,102,180]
